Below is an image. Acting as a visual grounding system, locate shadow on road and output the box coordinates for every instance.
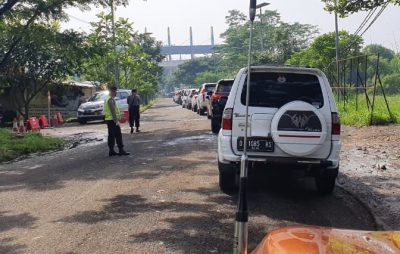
[0,237,27,254]
[0,211,37,233]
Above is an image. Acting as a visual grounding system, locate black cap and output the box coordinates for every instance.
[109,86,117,92]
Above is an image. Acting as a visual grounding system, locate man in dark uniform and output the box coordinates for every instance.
[104,86,130,156]
[127,88,142,133]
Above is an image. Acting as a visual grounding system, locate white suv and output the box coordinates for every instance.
[217,66,341,194]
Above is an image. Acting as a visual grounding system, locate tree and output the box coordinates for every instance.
[363,44,395,60]
[83,13,163,97]
[0,0,129,70]
[0,20,85,117]
[217,9,317,73]
[286,31,364,72]
[321,0,397,16]
[194,72,227,86]
[169,57,216,86]
[382,73,400,94]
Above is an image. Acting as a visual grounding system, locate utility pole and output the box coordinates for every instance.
[110,0,119,88]
[256,3,269,52]
[334,0,340,89]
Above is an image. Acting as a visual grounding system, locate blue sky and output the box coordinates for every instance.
[64,0,400,52]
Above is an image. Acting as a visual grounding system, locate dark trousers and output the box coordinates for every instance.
[106,120,123,151]
[129,106,140,128]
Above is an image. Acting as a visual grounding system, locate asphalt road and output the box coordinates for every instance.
[0,98,376,254]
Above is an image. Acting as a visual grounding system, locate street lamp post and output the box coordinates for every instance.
[110,0,120,88]
[256,2,269,52]
[334,0,340,92]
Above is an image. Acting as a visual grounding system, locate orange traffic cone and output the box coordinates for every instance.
[12,117,18,132]
[18,115,26,133]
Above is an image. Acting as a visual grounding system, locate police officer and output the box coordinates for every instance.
[127,88,142,133]
[104,86,130,156]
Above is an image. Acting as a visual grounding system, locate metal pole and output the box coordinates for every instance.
[259,8,264,51]
[233,1,258,253]
[110,0,119,87]
[334,0,340,93]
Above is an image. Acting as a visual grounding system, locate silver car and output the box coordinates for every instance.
[77,89,131,124]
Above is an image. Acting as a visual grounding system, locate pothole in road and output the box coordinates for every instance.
[164,134,216,146]
[65,132,106,149]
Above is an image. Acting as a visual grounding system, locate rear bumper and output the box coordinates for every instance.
[77,111,104,122]
[218,133,340,169]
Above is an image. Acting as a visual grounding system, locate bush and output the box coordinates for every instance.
[382,73,400,95]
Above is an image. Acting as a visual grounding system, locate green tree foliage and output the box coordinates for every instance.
[0,20,85,117]
[83,13,163,96]
[286,31,363,72]
[218,9,318,73]
[194,72,226,86]
[166,9,317,89]
[363,44,395,60]
[382,73,400,94]
[169,57,216,86]
[0,0,129,70]
[321,0,398,16]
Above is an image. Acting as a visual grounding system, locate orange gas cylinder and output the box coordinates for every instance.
[39,115,49,128]
[27,117,40,131]
[56,112,64,125]
[119,110,129,124]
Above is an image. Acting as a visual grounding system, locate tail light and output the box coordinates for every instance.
[331,112,341,135]
[212,94,222,101]
[222,108,233,130]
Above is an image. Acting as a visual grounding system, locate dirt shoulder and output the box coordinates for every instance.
[340,124,400,230]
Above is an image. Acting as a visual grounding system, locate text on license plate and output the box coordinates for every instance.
[237,137,274,152]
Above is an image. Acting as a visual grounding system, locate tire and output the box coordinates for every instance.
[315,174,336,195]
[218,161,238,193]
[211,117,221,134]
[78,119,87,124]
[198,107,205,116]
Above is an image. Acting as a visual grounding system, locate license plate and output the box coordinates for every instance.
[237,137,274,152]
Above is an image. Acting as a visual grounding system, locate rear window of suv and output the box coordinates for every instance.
[205,84,216,92]
[216,81,234,93]
[240,72,324,108]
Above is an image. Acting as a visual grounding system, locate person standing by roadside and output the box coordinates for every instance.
[127,88,142,133]
[104,86,130,156]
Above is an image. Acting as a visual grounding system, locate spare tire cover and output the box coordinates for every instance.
[271,101,327,157]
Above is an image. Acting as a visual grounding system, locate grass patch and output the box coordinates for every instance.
[0,129,64,163]
[337,94,400,127]
[140,98,158,113]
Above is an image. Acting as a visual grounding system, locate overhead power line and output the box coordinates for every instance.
[68,14,91,25]
[353,7,378,36]
[341,2,389,54]
[358,2,389,37]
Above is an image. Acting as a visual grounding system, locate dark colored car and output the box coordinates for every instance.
[209,79,234,133]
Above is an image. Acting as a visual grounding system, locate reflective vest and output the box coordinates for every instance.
[104,96,121,121]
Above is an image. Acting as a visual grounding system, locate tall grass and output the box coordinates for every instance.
[336,93,400,127]
[0,129,64,162]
